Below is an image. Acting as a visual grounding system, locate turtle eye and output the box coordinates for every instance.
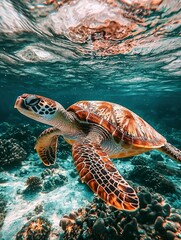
[25,96,40,106]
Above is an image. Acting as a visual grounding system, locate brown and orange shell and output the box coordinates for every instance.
[67,101,166,148]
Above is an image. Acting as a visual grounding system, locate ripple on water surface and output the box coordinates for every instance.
[0,1,181,239]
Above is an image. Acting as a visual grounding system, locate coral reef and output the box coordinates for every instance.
[131,154,181,179]
[0,194,7,229]
[34,204,44,215]
[0,122,70,169]
[128,165,176,194]
[0,122,71,167]
[21,169,68,196]
[155,162,181,178]
[0,138,27,167]
[131,156,147,166]
[60,188,181,240]
[0,122,43,155]
[16,217,51,240]
[41,169,68,192]
[24,176,42,193]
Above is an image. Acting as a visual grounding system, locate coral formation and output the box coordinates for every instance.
[0,122,71,165]
[128,165,176,194]
[21,169,68,196]
[34,204,44,215]
[131,156,147,166]
[16,217,51,240]
[24,176,42,192]
[0,194,7,229]
[60,188,181,240]
[156,162,181,178]
[0,122,43,155]
[41,169,68,192]
[0,138,27,167]
[131,154,181,179]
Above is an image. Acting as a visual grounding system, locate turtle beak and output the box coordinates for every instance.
[14,98,20,109]
[14,94,39,120]
[14,94,29,110]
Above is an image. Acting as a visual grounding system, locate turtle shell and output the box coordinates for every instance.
[67,101,166,148]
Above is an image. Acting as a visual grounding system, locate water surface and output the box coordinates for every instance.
[0,0,181,239]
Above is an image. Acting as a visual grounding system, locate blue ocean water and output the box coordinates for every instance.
[0,0,181,239]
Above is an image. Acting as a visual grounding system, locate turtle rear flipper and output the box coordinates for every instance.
[35,127,61,166]
[72,140,139,211]
[160,143,181,163]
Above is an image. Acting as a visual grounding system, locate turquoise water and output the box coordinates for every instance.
[0,0,181,239]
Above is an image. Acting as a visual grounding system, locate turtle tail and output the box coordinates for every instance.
[160,143,181,163]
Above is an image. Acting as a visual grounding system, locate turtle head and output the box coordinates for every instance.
[14,94,61,126]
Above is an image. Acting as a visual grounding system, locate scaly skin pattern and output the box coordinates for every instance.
[35,127,61,166]
[15,94,57,117]
[72,140,139,211]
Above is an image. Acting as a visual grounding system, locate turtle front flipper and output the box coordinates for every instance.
[72,140,139,211]
[35,127,61,166]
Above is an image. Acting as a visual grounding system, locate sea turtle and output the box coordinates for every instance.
[14,94,181,211]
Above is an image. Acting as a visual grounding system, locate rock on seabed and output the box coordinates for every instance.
[60,187,181,240]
